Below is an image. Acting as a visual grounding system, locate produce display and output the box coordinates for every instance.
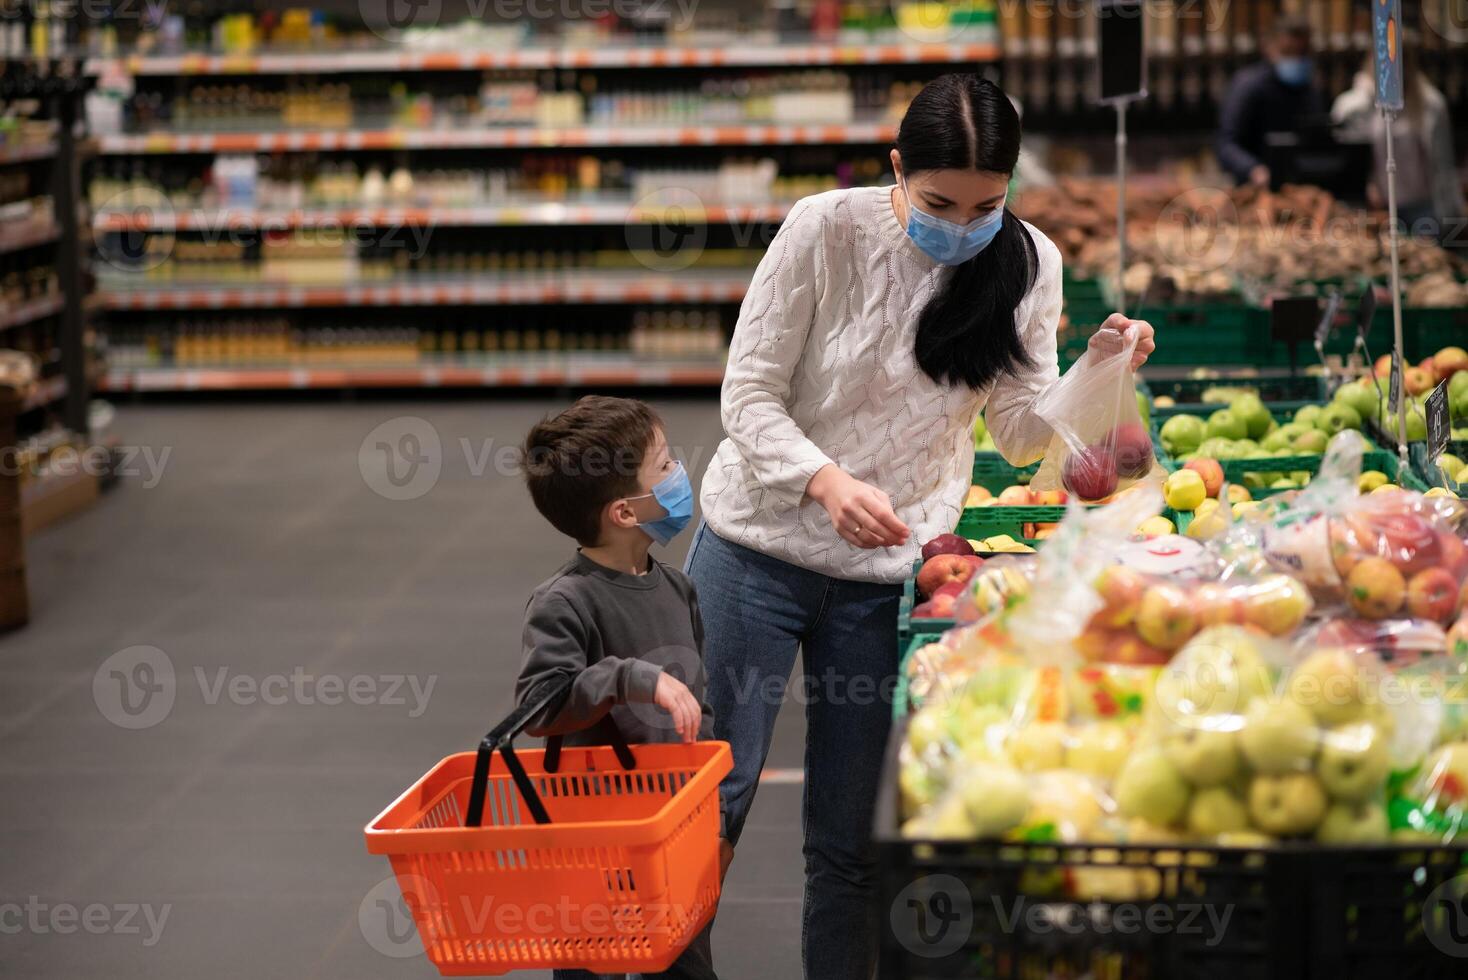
[897,435,1468,849]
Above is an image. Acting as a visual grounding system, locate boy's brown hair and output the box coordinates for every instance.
[522,396,664,546]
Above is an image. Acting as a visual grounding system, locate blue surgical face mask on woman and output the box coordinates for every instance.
[901,178,1005,265]
[1274,57,1312,87]
[628,461,693,545]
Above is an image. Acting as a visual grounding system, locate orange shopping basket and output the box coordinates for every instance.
[364,676,732,976]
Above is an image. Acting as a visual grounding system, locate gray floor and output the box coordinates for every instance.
[1,401,807,979]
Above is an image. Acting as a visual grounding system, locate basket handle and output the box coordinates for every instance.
[465,676,637,828]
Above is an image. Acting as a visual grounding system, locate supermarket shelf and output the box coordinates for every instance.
[97,359,727,392]
[0,141,58,165]
[88,40,1000,76]
[98,274,751,309]
[92,201,794,231]
[0,295,65,331]
[0,221,61,254]
[22,375,68,411]
[95,122,899,155]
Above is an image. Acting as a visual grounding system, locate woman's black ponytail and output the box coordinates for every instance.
[898,74,1038,391]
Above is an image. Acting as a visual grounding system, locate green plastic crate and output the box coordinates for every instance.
[955,505,1065,542]
[893,630,945,720]
[970,452,1039,495]
[1139,305,1270,367]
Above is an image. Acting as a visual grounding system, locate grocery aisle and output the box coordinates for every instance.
[0,400,805,980]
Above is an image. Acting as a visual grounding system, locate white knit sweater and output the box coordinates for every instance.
[699,185,1063,584]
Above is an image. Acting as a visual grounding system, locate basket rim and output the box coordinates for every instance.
[364,740,732,855]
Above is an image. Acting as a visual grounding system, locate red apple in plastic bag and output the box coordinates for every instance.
[1062,447,1119,501]
[1112,423,1155,479]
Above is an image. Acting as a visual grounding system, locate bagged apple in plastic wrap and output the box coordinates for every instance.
[1029,326,1164,503]
[1225,431,1468,626]
[1130,628,1436,844]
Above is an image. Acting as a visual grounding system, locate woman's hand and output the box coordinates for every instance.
[806,464,910,550]
[1089,313,1156,370]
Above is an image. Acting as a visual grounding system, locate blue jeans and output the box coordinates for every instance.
[684,522,901,980]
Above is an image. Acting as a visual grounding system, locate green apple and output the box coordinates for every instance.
[1450,371,1468,416]
[1438,453,1464,481]
[1065,722,1132,780]
[1315,800,1389,844]
[1293,405,1322,428]
[1164,728,1241,787]
[1260,430,1293,453]
[1198,437,1237,460]
[1115,746,1191,826]
[1187,786,1252,837]
[1230,394,1273,439]
[1136,390,1151,429]
[957,761,1032,837]
[1317,722,1392,802]
[1316,403,1361,435]
[1239,698,1320,774]
[1333,380,1381,421]
[1155,628,1272,728]
[1233,438,1260,455]
[1160,415,1206,456]
[907,705,950,756]
[1293,429,1328,454]
[1276,422,1308,441]
[900,759,945,812]
[1007,722,1067,772]
[1286,649,1372,727]
[1206,409,1248,441]
[1248,772,1328,836]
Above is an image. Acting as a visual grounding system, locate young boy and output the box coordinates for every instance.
[515,395,719,980]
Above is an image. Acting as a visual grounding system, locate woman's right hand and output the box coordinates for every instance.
[806,464,910,549]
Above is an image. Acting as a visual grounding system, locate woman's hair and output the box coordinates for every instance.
[897,73,1037,390]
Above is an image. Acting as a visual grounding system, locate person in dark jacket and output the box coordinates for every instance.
[1216,15,1326,187]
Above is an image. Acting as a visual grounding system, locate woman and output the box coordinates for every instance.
[686,74,1154,979]
[1332,41,1465,244]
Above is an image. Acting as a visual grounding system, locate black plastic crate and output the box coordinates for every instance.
[875,723,1468,979]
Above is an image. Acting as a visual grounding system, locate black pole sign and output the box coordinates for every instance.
[1388,350,1403,418]
[1097,0,1147,103]
[1425,382,1450,461]
[1356,287,1378,344]
[1316,293,1341,350]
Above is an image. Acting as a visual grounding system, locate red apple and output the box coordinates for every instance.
[1374,354,1392,378]
[1094,565,1146,627]
[912,601,937,619]
[1405,366,1433,396]
[927,593,957,618]
[1407,568,1462,624]
[1112,423,1155,479]
[1434,347,1468,378]
[1438,531,1468,580]
[1193,582,1248,626]
[1062,447,1119,501]
[1367,512,1444,575]
[960,555,986,574]
[1184,458,1225,498]
[917,554,974,597]
[933,580,968,601]
[997,485,1035,506]
[1104,632,1172,666]
[921,533,976,561]
[1033,489,1068,506]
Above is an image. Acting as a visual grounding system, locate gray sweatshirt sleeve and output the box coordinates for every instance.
[516,591,663,737]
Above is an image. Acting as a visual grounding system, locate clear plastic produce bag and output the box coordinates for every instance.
[1031,327,1164,502]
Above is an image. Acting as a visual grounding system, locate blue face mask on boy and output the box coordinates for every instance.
[629,462,693,545]
[902,178,1005,265]
[1274,57,1312,87]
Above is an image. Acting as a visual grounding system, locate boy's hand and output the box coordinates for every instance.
[653,671,701,743]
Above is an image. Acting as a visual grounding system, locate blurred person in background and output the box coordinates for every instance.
[1216,15,1325,187]
[1331,40,1466,245]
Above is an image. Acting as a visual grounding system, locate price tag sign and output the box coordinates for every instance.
[1271,296,1319,345]
[1425,382,1450,461]
[1356,287,1378,344]
[1373,0,1404,112]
